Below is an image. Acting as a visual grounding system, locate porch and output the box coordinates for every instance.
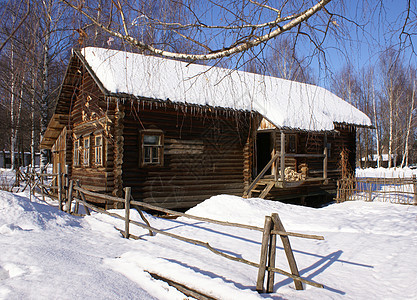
[244,130,330,199]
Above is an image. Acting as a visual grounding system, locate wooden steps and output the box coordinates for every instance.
[245,180,275,199]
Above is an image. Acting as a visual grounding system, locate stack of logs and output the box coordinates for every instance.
[281,163,309,181]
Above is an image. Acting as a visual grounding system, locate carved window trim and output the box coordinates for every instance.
[83,136,90,167]
[73,139,81,166]
[94,134,104,167]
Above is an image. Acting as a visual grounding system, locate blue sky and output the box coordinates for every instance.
[305,1,417,85]
[196,1,416,87]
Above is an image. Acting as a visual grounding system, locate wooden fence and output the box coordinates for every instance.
[68,183,325,293]
[18,166,325,294]
[13,164,68,211]
[336,176,417,205]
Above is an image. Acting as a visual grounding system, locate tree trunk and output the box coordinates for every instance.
[40,1,51,169]
[401,81,415,167]
[31,75,36,168]
[10,36,16,170]
[388,86,394,168]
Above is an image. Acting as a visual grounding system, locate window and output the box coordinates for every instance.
[94,135,103,166]
[83,136,90,166]
[286,134,297,153]
[140,130,163,166]
[73,139,80,166]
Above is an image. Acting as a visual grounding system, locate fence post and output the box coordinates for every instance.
[256,216,273,293]
[413,175,417,205]
[75,181,90,215]
[274,214,303,290]
[367,179,372,202]
[57,163,62,211]
[67,180,74,213]
[64,165,69,203]
[124,187,131,239]
[336,180,340,202]
[266,213,278,293]
[28,170,32,202]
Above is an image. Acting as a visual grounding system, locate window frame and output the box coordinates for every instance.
[286,133,298,153]
[73,139,80,166]
[139,130,164,167]
[94,134,104,167]
[83,136,90,167]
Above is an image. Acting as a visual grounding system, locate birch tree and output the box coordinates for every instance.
[401,79,416,167]
[61,0,335,61]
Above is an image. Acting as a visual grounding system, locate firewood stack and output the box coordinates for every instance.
[281,164,309,181]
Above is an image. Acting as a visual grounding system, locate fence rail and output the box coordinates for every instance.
[336,175,417,205]
[68,181,325,293]
[13,165,326,294]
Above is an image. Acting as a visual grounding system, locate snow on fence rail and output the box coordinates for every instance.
[336,176,417,205]
[15,165,326,294]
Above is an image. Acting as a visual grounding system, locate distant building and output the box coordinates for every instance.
[360,154,398,168]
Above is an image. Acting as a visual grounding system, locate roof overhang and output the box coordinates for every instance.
[40,114,70,149]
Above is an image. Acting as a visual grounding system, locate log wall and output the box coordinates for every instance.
[69,67,117,202]
[122,102,252,209]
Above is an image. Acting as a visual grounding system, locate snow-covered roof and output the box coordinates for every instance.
[80,47,372,131]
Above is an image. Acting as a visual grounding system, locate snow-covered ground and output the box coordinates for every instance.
[1,189,417,299]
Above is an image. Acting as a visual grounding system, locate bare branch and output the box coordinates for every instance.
[0,0,30,54]
[61,0,332,61]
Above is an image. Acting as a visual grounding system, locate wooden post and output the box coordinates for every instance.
[323,133,328,184]
[64,165,69,203]
[368,179,372,202]
[131,195,154,236]
[67,180,74,213]
[413,175,417,205]
[280,131,285,185]
[266,213,278,293]
[256,216,273,293]
[57,163,63,211]
[124,187,131,239]
[29,171,32,202]
[74,192,80,214]
[75,181,90,215]
[274,214,303,290]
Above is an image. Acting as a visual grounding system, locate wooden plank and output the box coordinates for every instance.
[259,181,275,199]
[67,180,74,213]
[148,272,217,300]
[267,213,278,293]
[256,216,273,293]
[285,153,325,158]
[274,214,303,290]
[124,187,131,239]
[280,131,285,184]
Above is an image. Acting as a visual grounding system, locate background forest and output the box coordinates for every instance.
[0,0,416,169]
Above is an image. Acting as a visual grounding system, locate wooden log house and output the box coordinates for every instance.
[40,47,372,209]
